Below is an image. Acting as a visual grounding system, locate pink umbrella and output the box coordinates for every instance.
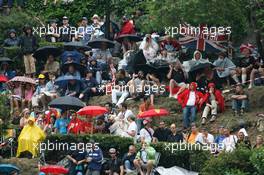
[77,106,108,117]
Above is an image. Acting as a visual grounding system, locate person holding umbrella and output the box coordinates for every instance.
[0,61,16,79]
[9,81,22,113]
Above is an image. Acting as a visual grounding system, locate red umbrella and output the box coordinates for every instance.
[77,106,108,117]
[0,75,8,83]
[40,165,69,174]
[137,108,169,118]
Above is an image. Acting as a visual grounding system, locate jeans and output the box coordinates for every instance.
[124,160,135,171]
[183,106,196,128]
[85,170,100,175]
[0,0,13,7]
[232,99,248,111]
[95,71,102,84]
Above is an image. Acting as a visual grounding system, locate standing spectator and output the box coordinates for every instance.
[0,0,13,15]
[76,17,90,43]
[231,85,249,116]
[104,148,124,175]
[3,29,20,47]
[153,121,171,142]
[222,128,238,152]
[185,123,200,144]
[178,82,203,128]
[167,123,184,142]
[45,20,60,43]
[121,145,137,174]
[54,111,70,134]
[134,142,156,175]
[59,16,73,42]
[20,25,38,77]
[253,135,263,149]
[200,83,225,124]
[139,34,159,62]
[167,61,187,98]
[86,140,104,175]
[111,69,130,106]
[139,120,154,144]
[119,16,136,35]
[195,127,214,145]
[90,14,103,39]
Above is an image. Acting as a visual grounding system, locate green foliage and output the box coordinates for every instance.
[0,95,11,136]
[250,147,264,173]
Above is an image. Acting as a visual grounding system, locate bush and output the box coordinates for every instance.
[250,147,264,174]
[0,95,11,136]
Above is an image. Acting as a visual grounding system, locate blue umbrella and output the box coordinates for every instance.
[54,75,82,88]
[0,164,20,174]
[60,50,83,64]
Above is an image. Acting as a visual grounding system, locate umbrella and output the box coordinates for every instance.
[137,108,169,118]
[77,106,108,116]
[33,46,62,60]
[189,60,215,73]
[54,75,82,88]
[40,165,69,174]
[87,38,115,49]
[61,50,83,64]
[48,96,85,111]
[0,164,20,173]
[0,57,13,63]
[64,41,91,51]
[61,62,87,75]
[0,75,8,82]
[8,76,36,84]
[116,34,142,43]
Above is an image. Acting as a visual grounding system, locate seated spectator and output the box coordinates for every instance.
[35,112,45,130]
[92,43,112,67]
[139,34,159,63]
[45,20,60,43]
[222,128,238,152]
[137,96,154,131]
[237,44,260,87]
[214,126,226,149]
[167,60,187,98]
[88,58,102,84]
[62,78,83,98]
[200,83,225,124]
[67,143,87,175]
[123,115,137,142]
[145,72,160,104]
[160,35,181,52]
[43,114,56,134]
[178,82,203,128]
[0,62,16,79]
[231,84,249,116]
[253,135,263,149]
[236,131,251,149]
[122,145,137,173]
[19,108,30,128]
[43,54,60,75]
[3,29,19,47]
[10,81,22,113]
[111,69,130,106]
[11,108,21,125]
[213,52,239,84]
[79,69,99,102]
[22,83,34,109]
[104,148,124,175]
[134,142,156,175]
[31,74,47,109]
[67,112,84,134]
[185,123,200,144]
[195,127,214,145]
[54,111,70,134]
[127,71,146,99]
[86,140,104,175]
[167,123,184,142]
[139,120,154,144]
[153,121,171,142]
[65,64,81,79]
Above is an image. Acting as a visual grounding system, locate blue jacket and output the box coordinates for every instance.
[87,148,103,171]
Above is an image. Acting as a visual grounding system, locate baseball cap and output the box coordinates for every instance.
[38,74,45,79]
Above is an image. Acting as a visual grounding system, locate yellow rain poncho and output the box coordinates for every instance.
[16,117,46,157]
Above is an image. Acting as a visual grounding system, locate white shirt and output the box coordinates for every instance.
[222,135,238,152]
[140,127,154,143]
[117,110,134,123]
[186,91,196,106]
[126,121,137,138]
[195,133,214,145]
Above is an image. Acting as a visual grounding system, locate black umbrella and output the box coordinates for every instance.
[48,96,85,111]
[64,42,91,51]
[33,46,61,60]
[189,61,215,73]
[0,57,13,63]
[116,34,142,43]
[54,75,82,88]
[87,38,115,49]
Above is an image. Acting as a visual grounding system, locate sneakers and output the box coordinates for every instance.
[210,115,216,122]
[233,110,238,116]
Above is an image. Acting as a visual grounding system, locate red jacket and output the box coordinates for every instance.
[200,90,225,112]
[178,89,204,109]
[119,21,136,35]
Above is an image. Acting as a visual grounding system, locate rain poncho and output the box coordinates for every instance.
[16,117,46,157]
